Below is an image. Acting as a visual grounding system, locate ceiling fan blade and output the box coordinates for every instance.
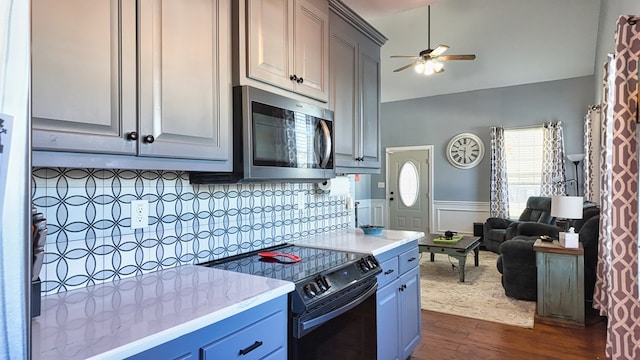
[390,55,420,59]
[439,54,476,61]
[430,45,449,57]
[393,61,420,72]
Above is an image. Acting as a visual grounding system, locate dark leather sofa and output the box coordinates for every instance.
[496,204,600,301]
[483,196,554,254]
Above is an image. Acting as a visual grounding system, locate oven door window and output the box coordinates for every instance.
[252,102,331,169]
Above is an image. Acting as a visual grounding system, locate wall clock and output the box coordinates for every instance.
[446,133,485,169]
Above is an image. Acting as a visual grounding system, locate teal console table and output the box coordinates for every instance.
[534,239,585,327]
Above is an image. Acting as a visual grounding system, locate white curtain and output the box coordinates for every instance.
[583,106,602,203]
[489,127,509,218]
[540,121,567,196]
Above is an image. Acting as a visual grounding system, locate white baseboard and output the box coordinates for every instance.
[433,201,490,235]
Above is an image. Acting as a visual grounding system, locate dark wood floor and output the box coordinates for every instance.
[412,310,608,360]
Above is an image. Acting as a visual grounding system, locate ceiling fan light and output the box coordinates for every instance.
[433,61,444,72]
[414,62,425,74]
[423,60,435,75]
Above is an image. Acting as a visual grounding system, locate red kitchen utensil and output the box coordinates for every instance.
[258,251,301,263]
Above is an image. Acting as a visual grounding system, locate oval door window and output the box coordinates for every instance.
[399,161,419,207]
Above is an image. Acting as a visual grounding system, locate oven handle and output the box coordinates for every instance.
[297,281,377,338]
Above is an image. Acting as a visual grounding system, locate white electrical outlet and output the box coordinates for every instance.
[131,200,148,229]
[377,182,385,188]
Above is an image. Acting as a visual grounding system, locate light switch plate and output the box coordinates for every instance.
[131,200,148,229]
[377,182,385,188]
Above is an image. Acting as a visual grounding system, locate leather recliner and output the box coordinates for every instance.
[496,204,600,301]
[483,196,554,254]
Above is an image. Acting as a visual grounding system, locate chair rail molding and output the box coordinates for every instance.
[433,200,490,235]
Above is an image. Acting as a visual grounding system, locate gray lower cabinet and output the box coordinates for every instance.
[328,1,386,174]
[127,296,288,360]
[376,241,421,360]
[32,0,232,170]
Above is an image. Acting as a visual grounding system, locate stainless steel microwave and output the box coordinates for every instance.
[190,86,335,184]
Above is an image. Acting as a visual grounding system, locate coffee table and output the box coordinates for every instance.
[418,234,481,282]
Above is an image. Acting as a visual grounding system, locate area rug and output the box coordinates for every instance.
[419,250,536,328]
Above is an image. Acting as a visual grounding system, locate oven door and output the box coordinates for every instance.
[289,280,377,360]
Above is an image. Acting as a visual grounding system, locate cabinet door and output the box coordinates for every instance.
[377,279,401,360]
[328,11,359,168]
[293,0,328,101]
[138,0,231,161]
[358,35,381,169]
[399,266,422,359]
[247,0,294,90]
[32,0,137,154]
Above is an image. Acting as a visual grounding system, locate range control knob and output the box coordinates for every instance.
[358,258,370,272]
[316,275,330,292]
[365,257,378,270]
[303,282,320,298]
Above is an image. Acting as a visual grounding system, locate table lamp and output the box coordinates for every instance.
[551,195,583,232]
[551,196,583,248]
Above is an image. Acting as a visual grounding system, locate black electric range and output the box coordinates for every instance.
[198,243,380,337]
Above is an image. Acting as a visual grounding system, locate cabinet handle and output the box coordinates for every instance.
[297,77,304,84]
[389,197,394,201]
[408,257,417,262]
[399,284,407,292]
[290,74,298,82]
[127,132,138,141]
[384,269,394,275]
[143,135,155,144]
[238,340,263,355]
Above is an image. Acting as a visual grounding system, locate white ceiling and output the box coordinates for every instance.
[340,0,602,103]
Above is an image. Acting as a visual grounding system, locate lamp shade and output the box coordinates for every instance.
[566,153,585,162]
[551,196,583,219]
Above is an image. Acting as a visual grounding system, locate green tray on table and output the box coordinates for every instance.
[432,235,464,244]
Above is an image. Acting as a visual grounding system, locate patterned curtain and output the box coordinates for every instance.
[540,121,567,196]
[592,17,640,360]
[489,127,509,218]
[583,106,602,203]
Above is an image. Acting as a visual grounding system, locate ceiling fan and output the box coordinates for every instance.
[391,5,476,75]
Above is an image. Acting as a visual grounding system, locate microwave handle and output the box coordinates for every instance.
[318,120,332,168]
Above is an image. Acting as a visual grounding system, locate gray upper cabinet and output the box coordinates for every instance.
[328,1,386,173]
[32,0,232,170]
[244,0,329,102]
[32,0,137,155]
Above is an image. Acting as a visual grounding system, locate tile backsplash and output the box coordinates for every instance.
[32,168,350,295]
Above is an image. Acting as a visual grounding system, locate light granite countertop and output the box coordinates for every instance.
[295,228,424,255]
[32,265,294,360]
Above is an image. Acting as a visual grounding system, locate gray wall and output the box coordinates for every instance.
[594,0,640,103]
[371,75,595,201]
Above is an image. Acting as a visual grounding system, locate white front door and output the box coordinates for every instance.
[387,146,433,234]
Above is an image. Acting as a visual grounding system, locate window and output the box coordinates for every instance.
[504,127,544,218]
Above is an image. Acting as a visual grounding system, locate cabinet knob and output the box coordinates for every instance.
[297,77,304,84]
[143,134,155,144]
[390,197,394,201]
[127,132,138,141]
[290,74,298,82]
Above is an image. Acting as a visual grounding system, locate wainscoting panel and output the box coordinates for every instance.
[433,201,490,235]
